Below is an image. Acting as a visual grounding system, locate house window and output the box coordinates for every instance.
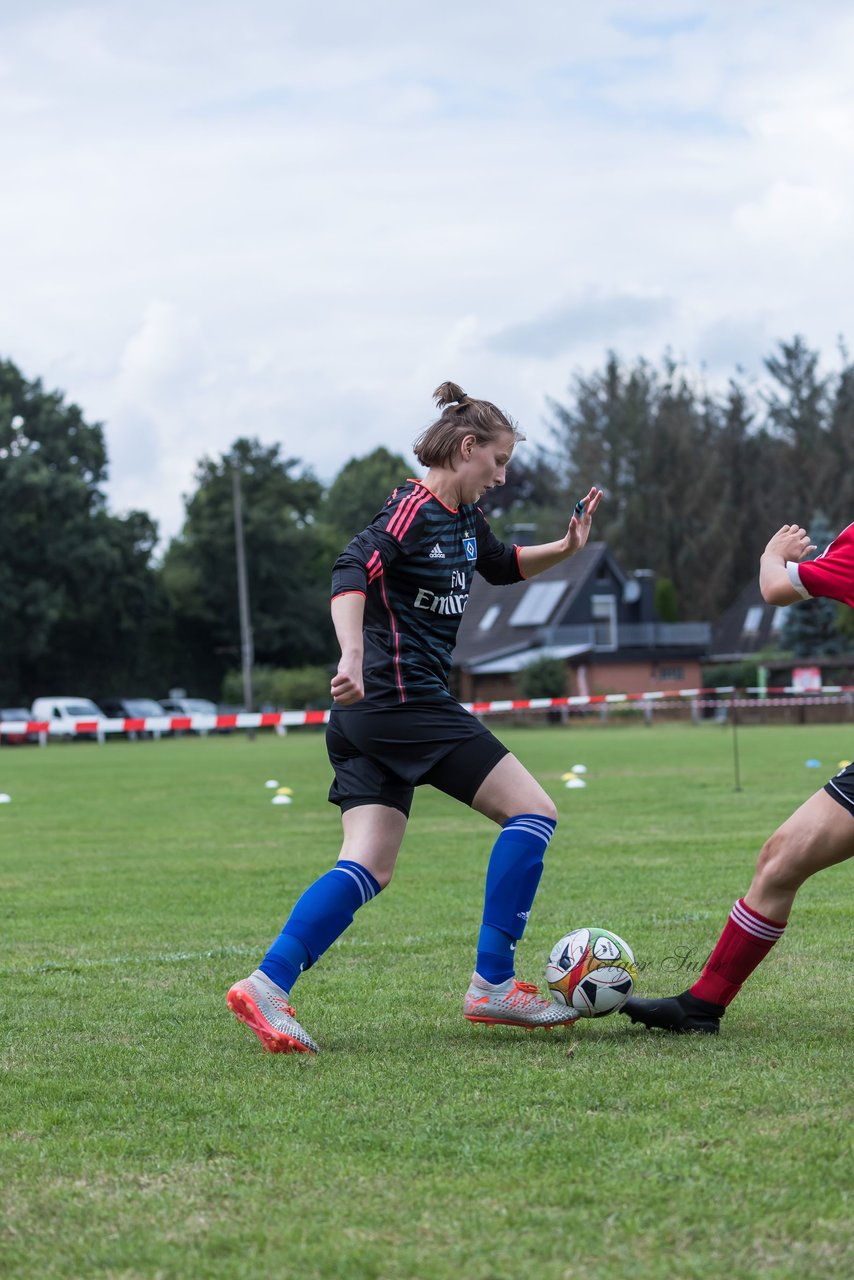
[657,665,684,681]
[770,606,788,634]
[508,581,567,626]
[478,604,501,632]
[743,606,763,635]
[591,594,617,649]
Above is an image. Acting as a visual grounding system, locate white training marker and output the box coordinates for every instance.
[264,779,280,788]
[271,794,293,805]
[0,793,11,804]
[571,764,587,774]
[564,777,586,789]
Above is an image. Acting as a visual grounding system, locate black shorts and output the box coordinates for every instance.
[326,700,509,817]
[824,761,854,816]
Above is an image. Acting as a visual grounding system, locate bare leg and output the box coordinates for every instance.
[338,803,408,887]
[745,789,854,921]
[471,753,557,826]
[622,788,854,1033]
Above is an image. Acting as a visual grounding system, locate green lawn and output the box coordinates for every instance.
[1,722,852,1279]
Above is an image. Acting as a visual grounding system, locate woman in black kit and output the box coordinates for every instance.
[228,381,602,1054]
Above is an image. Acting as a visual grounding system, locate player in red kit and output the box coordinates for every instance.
[623,520,854,1034]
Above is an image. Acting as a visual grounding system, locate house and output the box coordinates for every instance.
[708,579,788,660]
[709,578,854,689]
[453,540,709,702]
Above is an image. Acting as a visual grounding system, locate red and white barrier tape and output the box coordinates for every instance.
[0,709,329,738]
[2,686,853,738]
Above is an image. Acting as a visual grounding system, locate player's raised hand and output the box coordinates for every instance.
[764,524,816,564]
[565,486,603,551]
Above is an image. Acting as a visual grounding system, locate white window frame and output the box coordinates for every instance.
[591,594,617,650]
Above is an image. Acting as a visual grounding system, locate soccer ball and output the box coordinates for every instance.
[545,926,638,1017]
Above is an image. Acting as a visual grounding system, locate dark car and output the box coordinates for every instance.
[99,697,171,739]
[0,707,40,745]
[158,696,221,735]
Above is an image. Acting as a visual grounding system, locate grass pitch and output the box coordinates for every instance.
[1,722,852,1279]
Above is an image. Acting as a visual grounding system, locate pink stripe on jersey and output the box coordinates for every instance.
[366,549,383,582]
[385,489,420,538]
[379,573,405,702]
[730,898,787,941]
[386,487,431,542]
[395,489,432,542]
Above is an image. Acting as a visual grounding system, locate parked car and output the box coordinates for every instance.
[159,697,218,716]
[99,697,171,739]
[159,696,221,734]
[30,696,106,740]
[0,706,40,745]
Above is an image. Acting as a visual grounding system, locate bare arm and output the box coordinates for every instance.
[517,486,603,579]
[758,524,816,604]
[330,592,366,705]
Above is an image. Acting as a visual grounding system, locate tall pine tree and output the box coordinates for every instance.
[781,512,846,658]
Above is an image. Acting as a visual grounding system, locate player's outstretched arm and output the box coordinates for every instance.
[759,524,816,605]
[516,486,603,579]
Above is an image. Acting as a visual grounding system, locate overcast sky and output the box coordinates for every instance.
[2,1,853,547]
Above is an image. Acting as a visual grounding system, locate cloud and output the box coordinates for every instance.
[734,182,844,247]
[1,1,853,546]
[487,295,676,359]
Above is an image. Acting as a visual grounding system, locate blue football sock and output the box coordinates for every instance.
[260,859,381,994]
[476,814,556,984]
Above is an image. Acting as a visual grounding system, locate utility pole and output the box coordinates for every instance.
[231,460,254,716]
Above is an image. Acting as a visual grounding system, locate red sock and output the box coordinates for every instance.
[691,898,787,1007]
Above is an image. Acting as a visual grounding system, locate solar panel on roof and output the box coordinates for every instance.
[508,581,567,626]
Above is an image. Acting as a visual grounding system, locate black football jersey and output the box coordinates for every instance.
[331,479,522,704]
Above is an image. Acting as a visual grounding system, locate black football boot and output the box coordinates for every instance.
[620,990,724,1034]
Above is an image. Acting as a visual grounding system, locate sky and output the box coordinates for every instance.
[2,0,853,548]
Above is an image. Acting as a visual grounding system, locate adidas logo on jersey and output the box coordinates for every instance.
[428,543,446,559]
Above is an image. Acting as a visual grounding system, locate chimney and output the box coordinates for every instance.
[507,522,538,547]
[632,569,656,622]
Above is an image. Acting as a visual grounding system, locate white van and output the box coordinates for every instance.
[30,696,106,739]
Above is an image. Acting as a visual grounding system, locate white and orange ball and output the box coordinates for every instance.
[545,926,637,1017]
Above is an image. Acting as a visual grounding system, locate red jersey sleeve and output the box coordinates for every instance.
[794,522,854,608]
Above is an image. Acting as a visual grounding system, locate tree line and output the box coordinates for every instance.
[2,337,853,706]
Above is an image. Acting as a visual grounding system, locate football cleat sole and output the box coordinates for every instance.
[465,1015,562,1031]
[227,984,318,1054]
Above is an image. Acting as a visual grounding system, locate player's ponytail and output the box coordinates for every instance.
[432,381,469,411]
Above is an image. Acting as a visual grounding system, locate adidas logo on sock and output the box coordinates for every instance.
[428,543,445,559]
